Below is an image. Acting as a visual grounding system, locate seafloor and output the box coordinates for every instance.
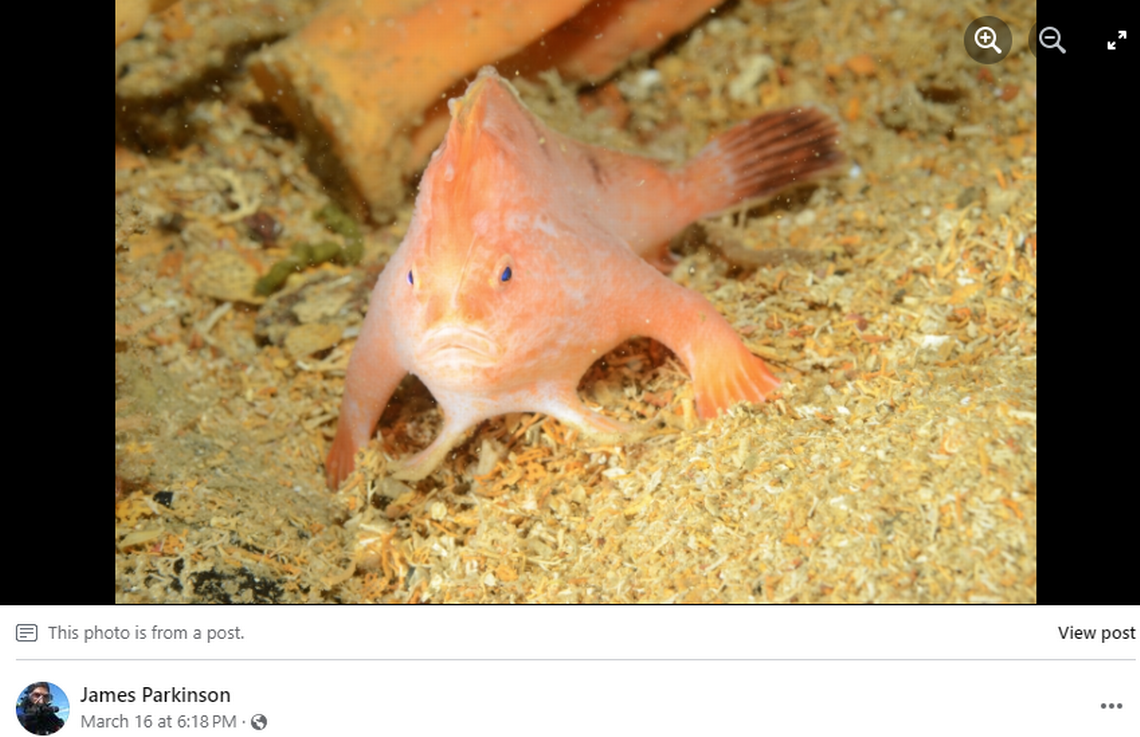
[115,0,1036,602]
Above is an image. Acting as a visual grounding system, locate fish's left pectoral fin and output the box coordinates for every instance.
[691,346,781,420]
[633,278,781,421]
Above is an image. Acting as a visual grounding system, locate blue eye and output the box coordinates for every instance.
[407,270,414,285]
[500,266,512,283]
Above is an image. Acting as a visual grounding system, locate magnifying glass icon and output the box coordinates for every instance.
[1038,26,1066,54]
[974,26,1003,54]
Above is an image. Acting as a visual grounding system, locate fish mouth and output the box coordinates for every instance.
[418,324,504,367]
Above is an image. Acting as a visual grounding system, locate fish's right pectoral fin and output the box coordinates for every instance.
[326,427,365,490]
[325,314,407,490]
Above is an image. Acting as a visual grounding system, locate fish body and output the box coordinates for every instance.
[326,66,841,487]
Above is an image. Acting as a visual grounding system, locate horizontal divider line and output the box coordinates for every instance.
[15,661,1130,666]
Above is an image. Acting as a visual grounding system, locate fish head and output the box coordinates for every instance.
[397,208,578,391]
[444,66,545,162]
[395,69,578,389]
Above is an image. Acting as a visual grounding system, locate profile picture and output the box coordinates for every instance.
[16,682,69,735]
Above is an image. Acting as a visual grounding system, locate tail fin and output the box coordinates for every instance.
[683,107,844,217]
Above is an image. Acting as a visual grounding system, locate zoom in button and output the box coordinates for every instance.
[965,16,1012,64]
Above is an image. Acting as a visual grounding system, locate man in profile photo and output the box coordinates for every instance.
[17,682,65,735]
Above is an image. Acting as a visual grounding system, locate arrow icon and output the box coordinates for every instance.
[1108,41,1116,50]
[1120,30,1128,39]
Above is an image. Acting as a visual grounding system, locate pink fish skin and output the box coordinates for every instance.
[326,66,842,488]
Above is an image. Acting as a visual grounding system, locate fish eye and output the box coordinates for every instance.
[407,270,414,286]
[491,255,515,291]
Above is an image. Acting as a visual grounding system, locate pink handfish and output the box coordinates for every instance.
[326,66,842,487]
